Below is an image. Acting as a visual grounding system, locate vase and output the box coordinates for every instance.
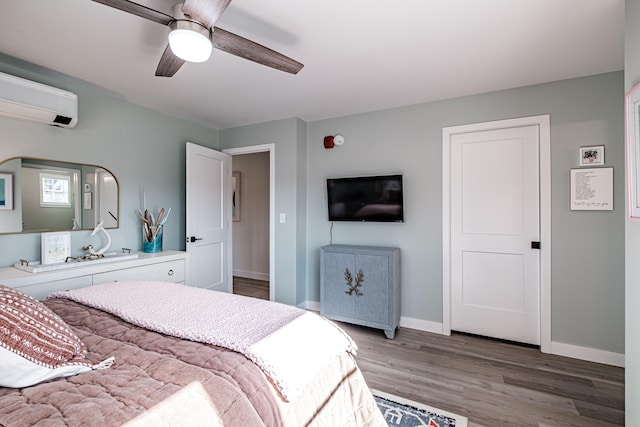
[143,229,163,253]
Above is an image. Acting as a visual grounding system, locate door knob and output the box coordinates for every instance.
[187,236,203,243]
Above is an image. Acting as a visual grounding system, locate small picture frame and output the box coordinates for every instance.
[232,171,241,222]
[41,231,71,264]
[0,172,13,210]
[83,192,92,210]
[579,145,605,166]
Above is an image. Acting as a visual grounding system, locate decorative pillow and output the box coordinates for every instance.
[0,285,93,388]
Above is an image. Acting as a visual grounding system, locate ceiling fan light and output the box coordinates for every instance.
[168,27,212,63]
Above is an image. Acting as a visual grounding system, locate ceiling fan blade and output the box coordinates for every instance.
[211,27,303,75]
[90,0,173,25]
[155,45,186,77]
[182,0,232,29]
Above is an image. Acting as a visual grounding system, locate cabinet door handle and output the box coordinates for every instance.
[167,269,174,276]
[345,268,364,296]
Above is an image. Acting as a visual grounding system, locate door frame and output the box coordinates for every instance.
[223,143,276,301]
[442,115,551,353]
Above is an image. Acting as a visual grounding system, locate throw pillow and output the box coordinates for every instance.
[0,285,93,388]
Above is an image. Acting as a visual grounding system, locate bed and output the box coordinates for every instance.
[0,281,386,426]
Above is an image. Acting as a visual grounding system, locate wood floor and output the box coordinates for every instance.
[233,276,269,300]
[340,323,625,427]
[232,279,624,426]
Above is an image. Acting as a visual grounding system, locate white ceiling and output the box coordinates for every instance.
[0,0,625,130]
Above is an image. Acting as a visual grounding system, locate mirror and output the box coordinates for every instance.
[0,157,119,234]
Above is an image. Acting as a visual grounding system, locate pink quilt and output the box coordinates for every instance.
[51,280,357,401]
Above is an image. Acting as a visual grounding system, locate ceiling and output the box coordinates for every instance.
[0,0,625,130]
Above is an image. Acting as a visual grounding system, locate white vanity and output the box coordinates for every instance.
[0,250,188,300]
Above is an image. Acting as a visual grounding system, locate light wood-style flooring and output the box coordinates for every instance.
[232,279,624,426]
[340,323,624,427]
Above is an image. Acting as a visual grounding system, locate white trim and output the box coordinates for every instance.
[299,300,321,311]
[223,144,276,301]
[302,304,444,334]
[442,126,452,336]
[399,317,443,335]
[442,115,551,351]
[539,116,552,353]
[550,341,625,368]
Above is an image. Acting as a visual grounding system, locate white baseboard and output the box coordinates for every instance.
[233,270,269,282]
[399,317,443,335]
[550,341,625,368]
[299,300,320,311]
[299,307,623,367]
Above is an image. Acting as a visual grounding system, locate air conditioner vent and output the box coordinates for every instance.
[0,72,78,128]
[53,115,73,125]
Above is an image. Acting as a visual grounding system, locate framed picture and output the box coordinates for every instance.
[0,173,13,210]
[232,171,241,222]
[570,167,613,211]
[627,83,640,219]
[41,231,71,264]
[83,192,92,210]
[579,145,604,166]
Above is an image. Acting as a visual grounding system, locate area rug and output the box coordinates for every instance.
[373,389,468,427]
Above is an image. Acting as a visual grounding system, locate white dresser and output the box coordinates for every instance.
[0,250,188,300]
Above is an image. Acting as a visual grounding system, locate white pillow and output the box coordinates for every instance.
[0,285,93,388]
[0,346,91,388]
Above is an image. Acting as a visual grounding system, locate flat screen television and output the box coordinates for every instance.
[326,174,404,222]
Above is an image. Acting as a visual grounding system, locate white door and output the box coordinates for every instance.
[449,125,540,345]
[186,142,232,292]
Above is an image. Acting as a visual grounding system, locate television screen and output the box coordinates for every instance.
[326,174,404,222]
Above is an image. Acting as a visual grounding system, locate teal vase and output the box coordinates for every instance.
[143,230,163,253]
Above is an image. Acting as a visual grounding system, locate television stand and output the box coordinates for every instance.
[320,244,400,338]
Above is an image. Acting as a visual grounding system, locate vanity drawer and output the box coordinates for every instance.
[14,276,93,300]
[92,259,185,284]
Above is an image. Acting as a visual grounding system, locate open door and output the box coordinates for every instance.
[185,142,232,292]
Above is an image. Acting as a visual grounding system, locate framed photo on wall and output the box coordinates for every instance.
[627,82,640,219]
[570,167,613,211]
[0,173,13,210]
[232,171,241,222]
[579,145,604,166]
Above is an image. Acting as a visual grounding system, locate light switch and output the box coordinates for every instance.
[279,213,286,223]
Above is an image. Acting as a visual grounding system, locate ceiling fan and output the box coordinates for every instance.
[90,0,304,77]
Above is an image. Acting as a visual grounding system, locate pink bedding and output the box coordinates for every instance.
[51,281,357,402]
[0,296,385,426]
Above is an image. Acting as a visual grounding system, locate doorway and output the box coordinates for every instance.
[223,144,275,301]
[442,115,551,351]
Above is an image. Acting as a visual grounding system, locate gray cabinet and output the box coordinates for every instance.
[320,245,400,339]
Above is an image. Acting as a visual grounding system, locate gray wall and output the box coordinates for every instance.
[0,53,625,362]
[21,166,77,232]
[232,152,269,280]
[219,118,306,306]
[0,158,22,233]
[626,0,640,424]
[0,57,219,265]
[304,72,624,353]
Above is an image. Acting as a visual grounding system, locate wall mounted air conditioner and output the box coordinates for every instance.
[0,71,77,128]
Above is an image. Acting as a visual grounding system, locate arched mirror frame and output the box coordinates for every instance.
[0,157,119,235]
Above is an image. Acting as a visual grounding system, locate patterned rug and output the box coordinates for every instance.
[373,389,468,427]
